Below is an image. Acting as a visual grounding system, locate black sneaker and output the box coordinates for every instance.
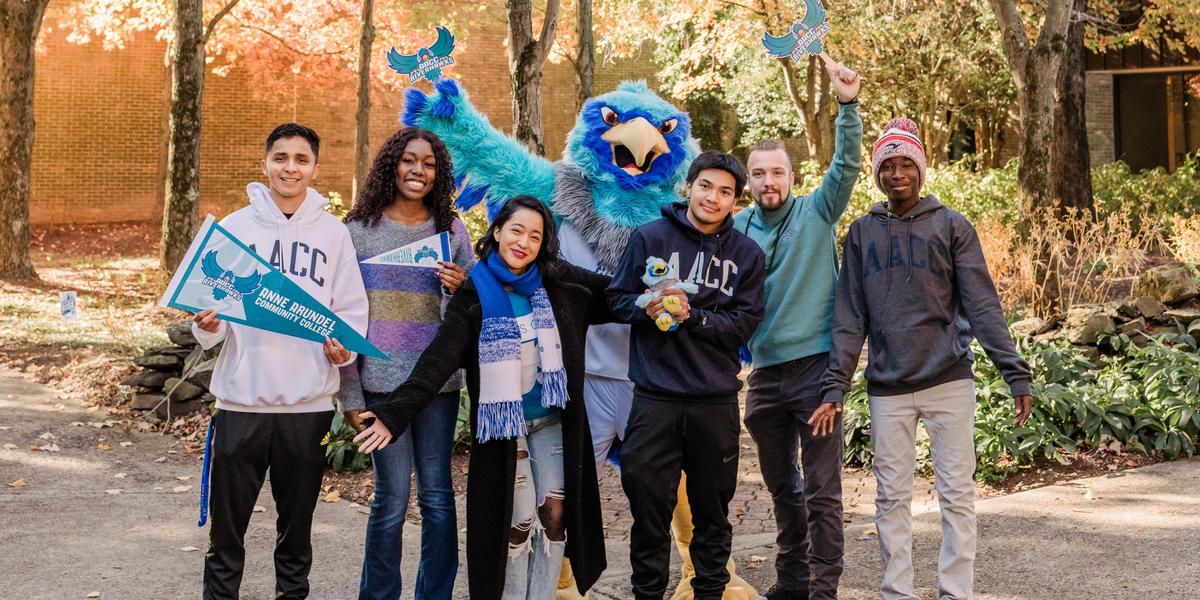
[763,582,809,600]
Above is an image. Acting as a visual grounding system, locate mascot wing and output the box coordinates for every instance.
[801,0,828,30]
[402,79,557,220]
[201,250,224,280]
[762,30,799,58]
[386,47,421,76]
[430,26,455,58]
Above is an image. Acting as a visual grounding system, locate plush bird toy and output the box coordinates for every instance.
[636,256,699,331]
[401,78,755,600]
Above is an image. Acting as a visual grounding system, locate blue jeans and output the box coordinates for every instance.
[503,414,566,600]
[358,391,459,600]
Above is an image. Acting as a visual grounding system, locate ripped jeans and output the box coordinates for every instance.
[504,414,566,600]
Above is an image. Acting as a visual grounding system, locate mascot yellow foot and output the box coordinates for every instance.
[557,560,586,600]
[672,475,757,600]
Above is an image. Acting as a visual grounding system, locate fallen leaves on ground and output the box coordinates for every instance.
[8,479,27,488]
[321,490,341,503]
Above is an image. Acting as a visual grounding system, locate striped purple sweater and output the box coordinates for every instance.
[337,216,476,411]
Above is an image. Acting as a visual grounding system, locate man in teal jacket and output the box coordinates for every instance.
[732,60,862,600]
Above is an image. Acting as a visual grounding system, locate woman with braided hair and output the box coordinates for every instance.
[340,127,476,600]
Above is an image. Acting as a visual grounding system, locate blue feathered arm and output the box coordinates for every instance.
[403,79,557,217]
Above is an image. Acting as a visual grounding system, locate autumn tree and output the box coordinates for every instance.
[0,0,51,279]
[987,0,1073,217]
[1051,0,1094,215]
[506,0,562,155]
[57,0,439,272]
[354,0,375,201]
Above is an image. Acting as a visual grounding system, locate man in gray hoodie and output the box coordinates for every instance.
[817,118,1033,600]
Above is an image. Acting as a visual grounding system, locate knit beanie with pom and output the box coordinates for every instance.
[871,117,926,194]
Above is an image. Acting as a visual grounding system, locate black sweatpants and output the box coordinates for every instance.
[743,353,844,599]
[621,394,740,600]
[202,409,333,600]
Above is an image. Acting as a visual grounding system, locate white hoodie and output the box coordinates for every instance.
[191,183,369,413]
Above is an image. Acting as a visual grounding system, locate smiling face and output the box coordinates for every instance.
[261,136,318,202]
[747,148,795,211]
[395,138,436,202]
[878,156,922,204]
[684,168,738,233]
[492,207,544,274]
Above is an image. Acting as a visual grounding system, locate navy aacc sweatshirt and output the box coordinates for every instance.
[608,202,766,403]
[820,195,1032,404]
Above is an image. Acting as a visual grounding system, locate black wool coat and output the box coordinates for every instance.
[369,262,612,599]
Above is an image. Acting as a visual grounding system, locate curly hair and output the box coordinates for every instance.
[344,127,456,233]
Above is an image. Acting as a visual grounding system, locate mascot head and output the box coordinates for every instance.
[567,81,699,193]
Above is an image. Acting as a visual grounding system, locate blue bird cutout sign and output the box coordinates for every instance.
[762,0,834,65]
[386,26,457,84]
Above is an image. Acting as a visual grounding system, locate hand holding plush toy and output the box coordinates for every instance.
[635,257,699,331]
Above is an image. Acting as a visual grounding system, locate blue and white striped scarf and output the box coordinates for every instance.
[471,253,568,442]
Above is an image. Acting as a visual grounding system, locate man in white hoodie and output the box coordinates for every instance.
[192,123,369,600]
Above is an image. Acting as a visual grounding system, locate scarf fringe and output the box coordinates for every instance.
[476,399,527,443]
[540,368,570,409]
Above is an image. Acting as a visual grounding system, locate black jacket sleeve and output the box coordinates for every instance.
[679,246,766,352]
[553,262,616,325]
[606,230,656,327]
[950,214,1033,397]
[371,290,476,437]
[821,224,870,405]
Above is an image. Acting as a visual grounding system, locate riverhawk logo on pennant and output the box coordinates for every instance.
[386,26,456,84]
[200,250,262,302]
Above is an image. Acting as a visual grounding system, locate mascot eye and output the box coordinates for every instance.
[600,106,619,126]
[659,119,678,134]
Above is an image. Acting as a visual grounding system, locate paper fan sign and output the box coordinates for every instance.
[361,232,451,268]
[762,0,834,65]
[387,26,457,84]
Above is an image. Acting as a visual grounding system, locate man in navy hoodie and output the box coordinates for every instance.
[608,151,766,600]
[818,118,1033,600]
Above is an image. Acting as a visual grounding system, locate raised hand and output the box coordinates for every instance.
[824,61,861,103]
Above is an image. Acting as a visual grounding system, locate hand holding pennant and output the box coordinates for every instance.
[160,215,389,360]
[761,0,860,103]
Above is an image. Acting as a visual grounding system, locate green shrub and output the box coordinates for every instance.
[842,331,1200,484]
[323,410,372,473]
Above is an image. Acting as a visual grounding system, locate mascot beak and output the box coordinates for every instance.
[602,117,670,176]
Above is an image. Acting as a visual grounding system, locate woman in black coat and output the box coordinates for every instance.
[355,195,612,599]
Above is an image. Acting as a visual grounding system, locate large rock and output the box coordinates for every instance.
[1118,318,1150,347]
[184,357,216,391]
[133,354,182,372]
[1135,263,1199,306]
[1063,306,1116,345]
[1011,317,1047,337]
[1130,296,1167,320]
[162,377,204,402]
[155,398,204,420]
[144,346,193,359]
[1162,307,1200,322]
[166,321,198,347]
[130,391,166,411]
[120,370,170,389]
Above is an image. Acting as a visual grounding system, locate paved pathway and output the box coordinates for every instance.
[3,369,1196,599]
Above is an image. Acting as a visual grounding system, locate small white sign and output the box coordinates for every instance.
[59,291,79,321]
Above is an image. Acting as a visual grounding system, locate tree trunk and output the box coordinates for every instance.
[1051,0,1094,216]
[506,0,562,156]
[159,0,206,274]
[353,0,375,204]
[779,57,833,167]
[0,0,49,279]
[574,0,595,110]
[988,0,1072,218]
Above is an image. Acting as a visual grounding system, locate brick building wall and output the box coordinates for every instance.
[30,17,659,224]
[1085,72,1116,166]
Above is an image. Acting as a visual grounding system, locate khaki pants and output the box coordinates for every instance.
[869,379,977,600]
